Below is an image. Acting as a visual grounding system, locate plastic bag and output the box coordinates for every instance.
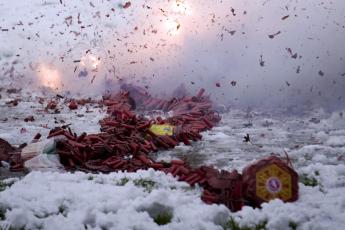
[21,139,63,172]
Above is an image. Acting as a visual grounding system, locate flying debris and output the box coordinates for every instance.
[122,2,131,9]
[286,48,298,59]
[231,7,236,16]
[296,66,301,73]
[268,31,281,39]
[243,134,250,142]
[78,69,88,78]
[259,55,265,66]
[281,15,290,20]
[64,16,72,26]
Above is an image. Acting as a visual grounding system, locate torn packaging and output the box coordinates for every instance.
[0,139,23,171]
[1,138,62,171]
[0,138,15,162]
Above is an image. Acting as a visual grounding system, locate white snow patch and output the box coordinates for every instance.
[0,170,229,230]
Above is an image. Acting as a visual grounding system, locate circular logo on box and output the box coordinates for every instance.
[266,177,282,193]
[256,164,293,201]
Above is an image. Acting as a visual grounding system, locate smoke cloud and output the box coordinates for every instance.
[1,0,344,111]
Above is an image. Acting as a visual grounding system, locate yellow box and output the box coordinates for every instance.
[149,124,174,136]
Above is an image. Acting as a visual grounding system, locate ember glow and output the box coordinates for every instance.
[173,0,192,15]
[164,0,191,36]
[36,64,62,90]
[165,18,181,36]
[80,54,100,71]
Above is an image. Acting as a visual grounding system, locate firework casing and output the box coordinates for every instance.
[242,156,298,207]
[203,169,243,211]
[149,124,174,136]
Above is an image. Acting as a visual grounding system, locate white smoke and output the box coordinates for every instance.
[0,0,344,110]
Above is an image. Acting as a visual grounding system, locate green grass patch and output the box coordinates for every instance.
[289,221,298,230]
[116,177,129,186]
[8,226,26,230]
[299,173,318,187]
[133,179,156,192]
[223,217,267,230]
[58,204,68,217]
[0,181,6,192]
[0,207,6,221]
[0,179,16,192]
[153,212,173,226]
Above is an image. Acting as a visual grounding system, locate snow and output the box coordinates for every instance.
[0,170,229,230]
[0,88,106,145]
[1,87,345,229]
[1,1,345,227]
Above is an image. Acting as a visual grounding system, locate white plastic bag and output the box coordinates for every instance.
[21,139,63,172]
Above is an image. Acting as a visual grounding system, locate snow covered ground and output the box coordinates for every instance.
[1,0,345,229]
[1,86,345,230]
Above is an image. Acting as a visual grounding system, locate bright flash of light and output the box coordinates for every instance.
[80,54,100,70]
[164,1,191,36]
[165,18,181,36]
[172,0,192,15]
[37,64,61,90]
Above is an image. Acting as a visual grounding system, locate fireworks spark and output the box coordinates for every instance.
[36,64,62,90]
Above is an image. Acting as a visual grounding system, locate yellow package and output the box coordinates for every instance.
[149,124,174,136]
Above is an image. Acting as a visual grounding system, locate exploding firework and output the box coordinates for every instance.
[36,64,62,90]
